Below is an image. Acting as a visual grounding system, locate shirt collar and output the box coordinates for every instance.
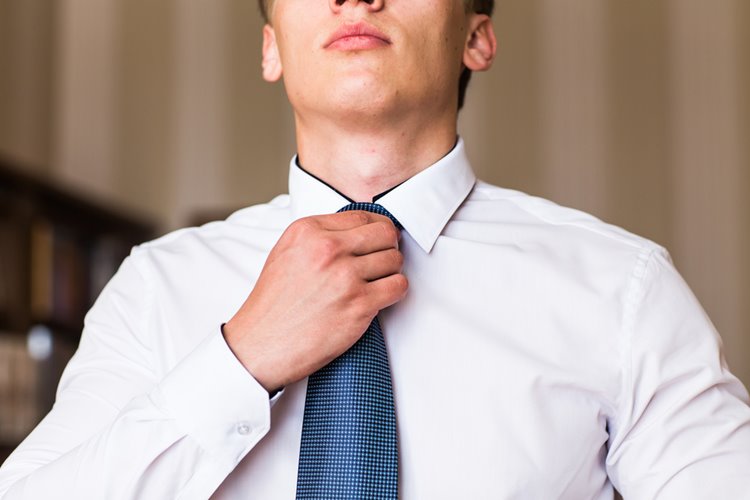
[288,137,476,253]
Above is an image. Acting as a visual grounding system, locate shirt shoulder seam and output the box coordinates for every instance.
[123,245,158,365]
[610,245,661,454]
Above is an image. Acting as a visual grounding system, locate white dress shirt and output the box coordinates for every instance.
[1,139,749,499]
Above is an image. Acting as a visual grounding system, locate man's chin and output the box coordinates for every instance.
[338,89,410,114]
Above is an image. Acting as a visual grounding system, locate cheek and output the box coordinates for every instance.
[427,5,467,63]
[276,23,316,76]
[420,23,466,81]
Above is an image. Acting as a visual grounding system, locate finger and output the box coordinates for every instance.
[310,210,392,231]
[355,248,404,281]
[366,273,409,310]
[346,219,400,255]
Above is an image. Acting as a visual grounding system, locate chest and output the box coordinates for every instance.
[163,231,621,498]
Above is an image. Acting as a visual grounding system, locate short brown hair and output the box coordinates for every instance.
[257,0,495,109]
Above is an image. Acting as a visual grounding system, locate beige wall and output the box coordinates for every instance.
[664,0,748,387]
[0,0,55,171]
[460,0,750,385]
[0,0,748,385]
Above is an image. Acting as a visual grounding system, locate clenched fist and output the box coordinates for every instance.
[223,210,408,393]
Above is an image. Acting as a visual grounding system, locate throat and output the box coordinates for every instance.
[293,114,459,202]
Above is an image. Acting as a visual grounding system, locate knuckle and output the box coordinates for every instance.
[294,217,314,232]
[373,221,398,245]
[353,230,370,250]
[385,223,400,245]
[356,211,371,225]
[392,274,409,295]
[347,295,373,325]
[314,235,340,262]
[350,292,369,312]
[347,211,369,226]
[334,263,359,288]
[287,217,315,240]
[391,249,404,268]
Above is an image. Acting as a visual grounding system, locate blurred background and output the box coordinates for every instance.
[0,0,748,463]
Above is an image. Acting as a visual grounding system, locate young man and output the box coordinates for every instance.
[1,0,749,498]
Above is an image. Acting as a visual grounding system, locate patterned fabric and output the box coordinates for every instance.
[295,203,400,500]
[337,202,404,231]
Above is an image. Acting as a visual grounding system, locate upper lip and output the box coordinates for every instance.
[323,22,391,48]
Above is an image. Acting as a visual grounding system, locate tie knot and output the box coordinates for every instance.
[338,202,403,231]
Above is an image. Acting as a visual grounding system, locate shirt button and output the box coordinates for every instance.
[237,422,252,435]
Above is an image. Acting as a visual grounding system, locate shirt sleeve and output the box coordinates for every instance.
[0,254,275,499]
[606,247,750,499]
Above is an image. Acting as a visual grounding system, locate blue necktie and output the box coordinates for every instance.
[295,202,401,500]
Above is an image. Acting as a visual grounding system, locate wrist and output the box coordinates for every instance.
[221,321,284,394]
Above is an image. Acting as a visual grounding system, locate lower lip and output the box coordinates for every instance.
[328,35,389,51]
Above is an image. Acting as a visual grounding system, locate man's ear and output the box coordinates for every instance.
[262,24,283,82]
[463,15,497,72]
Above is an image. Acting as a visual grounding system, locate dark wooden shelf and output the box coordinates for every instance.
[0,155,156,456]
[0,155,154,237]
[0,444,15,465]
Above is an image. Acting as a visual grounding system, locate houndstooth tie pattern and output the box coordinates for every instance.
[295,203,400,500]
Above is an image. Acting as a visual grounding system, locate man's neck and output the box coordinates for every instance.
[294,113,458,202]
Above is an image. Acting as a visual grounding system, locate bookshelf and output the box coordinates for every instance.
[0,157,154,463]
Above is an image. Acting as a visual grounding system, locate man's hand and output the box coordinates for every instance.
[223,211,408,393]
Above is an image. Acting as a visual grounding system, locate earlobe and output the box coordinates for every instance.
[262,24,283,82]
[463,16,497,73]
